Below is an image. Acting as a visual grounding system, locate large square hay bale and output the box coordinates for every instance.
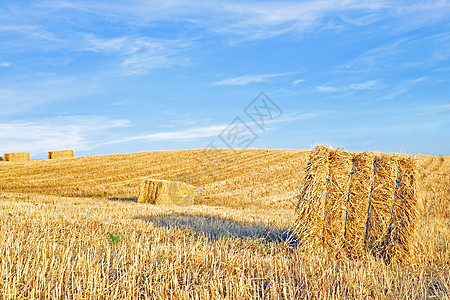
[138,179,195,205]
[3,152,31,162]
[295,146,420,262]
[48,150,74,159]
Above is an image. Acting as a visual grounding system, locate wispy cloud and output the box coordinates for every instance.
[375,77,428,100]
[349,80,379,90]
[337,39,406,73]
[83,34,192,75]
[0,61,10,67]
[292,79,305,87]
[338,13,381,26]
[337,33,450,74]
[215,1,388,40]
[215,72,296,85]
[159,119,198,129]
[30,0,395,41]
[105,124,227,144]
[317,85,340,92]
[0,77,94,115]
[3,1,450,46]
[0,25,57,41]
[105,111,323,145]
[317,80,380,92]
[0,116,130,156]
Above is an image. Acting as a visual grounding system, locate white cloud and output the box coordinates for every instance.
[30,0,394,42]
[215,1,388,39]
[338,13,381,26]
[215,72,296,85]
[0,77,94,115]
[0,25,57,41]
[375,77,428,100]
[349,80,379,90]
[318,80,380,92]
[0,61,10,67]
[0,116,131,156]
[105,124,227,144]
[317,85,340,92]
[3,0,450,48]
[84,35,132,53]
[292,79,305,87]
[337,33,450,74]
[438,104,450,110]
[83,34,192,75]
[104,111,324,145]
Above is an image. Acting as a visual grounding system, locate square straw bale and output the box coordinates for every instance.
[48,150,74,159]
[138,179,195,206]
[295,146,420,262]
[3,152,31,162]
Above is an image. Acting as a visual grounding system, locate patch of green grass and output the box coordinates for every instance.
[107,232,122,245]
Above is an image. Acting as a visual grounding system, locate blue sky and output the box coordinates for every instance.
[0,0,449,158]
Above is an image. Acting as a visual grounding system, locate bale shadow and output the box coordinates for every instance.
[109,197,137,202]
[139,214,297,247]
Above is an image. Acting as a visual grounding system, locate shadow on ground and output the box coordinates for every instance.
[139,214,297,247]
[109,197,137,202]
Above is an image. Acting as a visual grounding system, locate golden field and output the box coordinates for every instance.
[0,149,448,299]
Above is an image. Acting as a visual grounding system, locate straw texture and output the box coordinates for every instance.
[138,179,195,205]
[48,150,74,159]
[295,146,420,262]
[3,152,31,162]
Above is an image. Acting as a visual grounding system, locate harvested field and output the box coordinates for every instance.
[0,149,448,298]
[0,149,308,208]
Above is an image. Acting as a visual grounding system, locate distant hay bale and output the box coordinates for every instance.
[3,152,31,162]
[48,150,74,159]
[138,179,195,205]
[295,146,420,262]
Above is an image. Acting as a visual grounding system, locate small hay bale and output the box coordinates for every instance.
[48,150,74,159]
[3,152,31,162]
[295,146,420,262]
[138,179,195,205]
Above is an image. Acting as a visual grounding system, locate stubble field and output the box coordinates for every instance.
[0,149,448,299]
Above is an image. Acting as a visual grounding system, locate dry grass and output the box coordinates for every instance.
[0,149,448,298]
